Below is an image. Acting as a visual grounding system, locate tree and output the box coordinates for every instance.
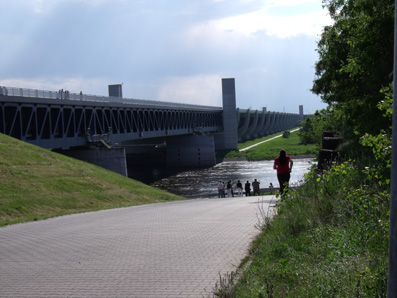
[312,0,394,156]
[298,106,338,145]
[282,130,291,138]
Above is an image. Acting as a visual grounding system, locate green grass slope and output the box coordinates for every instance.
[0,134,184,226]
[220,128,317,161]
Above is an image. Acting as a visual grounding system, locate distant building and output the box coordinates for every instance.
[108,84,123,98]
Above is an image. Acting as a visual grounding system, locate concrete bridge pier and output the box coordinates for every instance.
[252,107,267,138]
[237,109,250,142]
[166,135,216,167]
[58,147,128,177]
[214,78,238,150]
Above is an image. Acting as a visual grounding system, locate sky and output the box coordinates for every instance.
[0,0,333,114]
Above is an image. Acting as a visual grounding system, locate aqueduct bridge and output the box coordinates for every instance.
[0,79,303,176]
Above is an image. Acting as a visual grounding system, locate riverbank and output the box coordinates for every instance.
[221,161,388,297]
[239,128,301,152]
[219,154,315,162]
[188,187,285,199]
[150,158,314,198]
[219,128,318,161]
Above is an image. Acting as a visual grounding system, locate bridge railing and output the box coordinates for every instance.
[0,86,222,111]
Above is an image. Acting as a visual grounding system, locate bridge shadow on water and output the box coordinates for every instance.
[126,150,183,184]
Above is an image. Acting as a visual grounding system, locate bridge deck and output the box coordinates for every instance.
[0,87,223,150]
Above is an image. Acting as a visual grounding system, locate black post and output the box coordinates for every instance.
[387,1,397,296]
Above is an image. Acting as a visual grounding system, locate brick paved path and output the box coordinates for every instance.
[0,196,276,298]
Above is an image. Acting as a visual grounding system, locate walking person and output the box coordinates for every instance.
[236,180,243,197]
[273,149,293,195]
[245,180,251,196]
[252,179,260,196]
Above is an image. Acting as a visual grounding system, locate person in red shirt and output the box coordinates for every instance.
[273,149,293,195]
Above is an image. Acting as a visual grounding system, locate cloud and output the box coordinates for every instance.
[186,8,331,40]
[224,11,329,38]
[182,0,332,42]
[157,75,223,106]
[267,0,317,6]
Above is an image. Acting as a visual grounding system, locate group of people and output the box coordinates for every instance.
[217,149,294,198]
[58,89,70,99]
[244,179,261,196]
[217,179,261,198]
[58,89,84,100]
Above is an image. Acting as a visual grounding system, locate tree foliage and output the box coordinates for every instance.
[282,130,291,138]
[312,0,394,153]
[298,106,339,145]
[360,84,393,181]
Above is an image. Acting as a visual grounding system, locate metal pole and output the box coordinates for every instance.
[388,1,397,296]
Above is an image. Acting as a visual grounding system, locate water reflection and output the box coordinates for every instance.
[151,158,314,198]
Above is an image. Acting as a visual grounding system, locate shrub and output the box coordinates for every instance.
[282,131,290,138]
[230,159,389,297]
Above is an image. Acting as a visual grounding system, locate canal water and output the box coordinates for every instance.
[129,158,314,198]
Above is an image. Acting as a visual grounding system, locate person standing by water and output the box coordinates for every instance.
[273,149,293,195]
[252,179,260,196]
[236,180,243,197]
[245,181,251,196]
[217,181,224,198]
[227,180,233,197]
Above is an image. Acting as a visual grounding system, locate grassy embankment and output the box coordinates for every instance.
[0,133,184,227]
[213,135,389,296]
[227,175,388,297]
[219,128,317,161]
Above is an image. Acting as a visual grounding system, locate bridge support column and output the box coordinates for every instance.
[214,78,238,150]
[299,105,304,121]
[59,147,128,177]
[166,135,216,168]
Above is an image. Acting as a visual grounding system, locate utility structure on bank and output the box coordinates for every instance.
[387,1,397,296]
[0,79,303,176]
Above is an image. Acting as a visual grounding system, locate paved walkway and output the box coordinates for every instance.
[0,196,277,298]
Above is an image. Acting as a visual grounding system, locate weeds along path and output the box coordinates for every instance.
[239,128,300,152]
[0,195,277,298]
